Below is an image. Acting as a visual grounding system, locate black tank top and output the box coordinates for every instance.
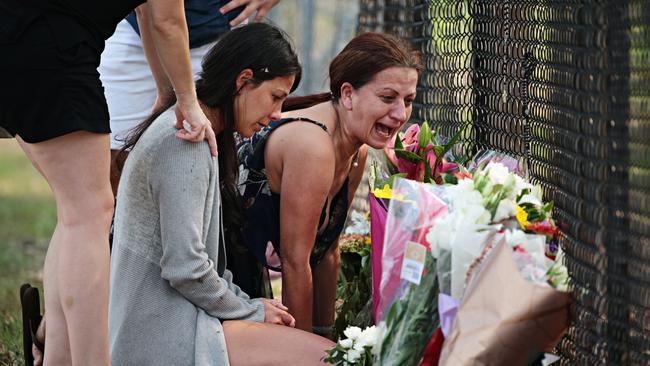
[237,117,352,271]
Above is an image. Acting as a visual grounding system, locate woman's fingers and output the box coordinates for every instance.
[174,102,218,156]
[272,309,295,327]
[281,311,296,327]
[204,124,218,156]
[219,0,280,26]
[263,299,295,327]
[269,299,288,311]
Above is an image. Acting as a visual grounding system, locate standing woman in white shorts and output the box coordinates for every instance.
[1,0,218,364]
[100,0,280,195]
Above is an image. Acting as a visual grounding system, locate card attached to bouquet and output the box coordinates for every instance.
[400,241,426,285]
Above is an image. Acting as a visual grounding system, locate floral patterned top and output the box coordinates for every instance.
[236,117,351,272]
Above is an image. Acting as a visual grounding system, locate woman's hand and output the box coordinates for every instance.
[262,298,295,327]
[174,93,218,156]
[219,0,280,26]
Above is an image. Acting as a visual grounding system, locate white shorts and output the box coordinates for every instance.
[99,20,216,150]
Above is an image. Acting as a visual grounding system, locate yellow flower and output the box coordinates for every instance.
[372,184,393,199]
[516,205,529,229]
[371,184,411,203]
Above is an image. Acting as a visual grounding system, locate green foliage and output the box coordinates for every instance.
[376,251,440,366]
[334,246,374,340]
[394,149,423,163]
[387,121,466,185]
[0,313,23,365]
[418,122,432,150]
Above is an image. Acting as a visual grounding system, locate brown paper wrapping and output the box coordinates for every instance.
[439,239,569,366]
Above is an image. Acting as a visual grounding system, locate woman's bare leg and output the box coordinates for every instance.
[223,320,334,365]
[17,131,113,366]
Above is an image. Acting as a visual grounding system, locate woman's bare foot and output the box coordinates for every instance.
[32,316,45,366]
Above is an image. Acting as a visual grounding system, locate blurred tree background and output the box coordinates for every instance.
[268,0,360,95]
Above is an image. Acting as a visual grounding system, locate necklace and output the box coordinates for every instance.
[352,150,360,168]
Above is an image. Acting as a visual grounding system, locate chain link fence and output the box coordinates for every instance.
[358,0,650,364]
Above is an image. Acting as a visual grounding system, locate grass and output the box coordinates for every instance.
[0,140,53,365]
[0,140,283,364]
[0,139,290,364]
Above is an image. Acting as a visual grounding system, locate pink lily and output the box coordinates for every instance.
[402,124,420,145]
[425,147,458,174]
[385,124,421,168]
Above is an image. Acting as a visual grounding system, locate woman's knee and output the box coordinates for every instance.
[319,246,340,271]
[57,188,114,227]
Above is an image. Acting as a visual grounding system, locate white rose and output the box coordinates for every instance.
[460,203,491,225]
[353,341,366,353]
[493,199,516,222]
[339,338,353,349]
[427,214,454,259]
[356,326,379,349]
[513,174,532,196]
[518,193,541,206]
[485,162,511,185]
[361,326,379,347]
[345,348,361,363]
[343,326,362,341]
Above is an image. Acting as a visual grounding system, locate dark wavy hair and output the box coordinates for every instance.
[282,32,422,111]
[119,22,301,246]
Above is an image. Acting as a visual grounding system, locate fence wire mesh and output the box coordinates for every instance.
[358,1,650,364]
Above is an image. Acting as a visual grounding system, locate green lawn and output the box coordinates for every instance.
[0,140,284,364]
[0,140,53,365]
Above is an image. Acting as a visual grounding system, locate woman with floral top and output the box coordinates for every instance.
[109,23,332,365]
[230,32,423,338]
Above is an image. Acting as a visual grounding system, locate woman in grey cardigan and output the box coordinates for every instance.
[109,23,333,365]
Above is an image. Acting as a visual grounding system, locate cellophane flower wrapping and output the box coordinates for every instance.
[375,178,448,321]
[371,178,448,366]
[369,192,388,321]
[438,238,569,366]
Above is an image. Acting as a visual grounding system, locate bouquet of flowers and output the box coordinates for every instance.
[367,147,569,365]
[349,113,570,365]
[335,232,373,339]
[421,160,568,365]
[426,159,563,299]
[369,122,464,320]
[438,237,569,365]
[324,326,380,366]
[383,122,463,184]
[374,250,440,366]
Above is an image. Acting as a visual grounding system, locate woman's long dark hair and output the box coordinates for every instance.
[282,32,422,112]
[119,22,301,246]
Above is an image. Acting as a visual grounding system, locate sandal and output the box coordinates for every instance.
[20,283,44,366]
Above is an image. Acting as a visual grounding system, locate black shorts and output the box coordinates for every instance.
[0,15,110,143]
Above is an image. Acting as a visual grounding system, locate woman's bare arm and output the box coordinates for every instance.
[136,0,217,155]
[268,123,335,332]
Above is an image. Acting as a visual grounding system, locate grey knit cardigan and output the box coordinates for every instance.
[109,109,265,365]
